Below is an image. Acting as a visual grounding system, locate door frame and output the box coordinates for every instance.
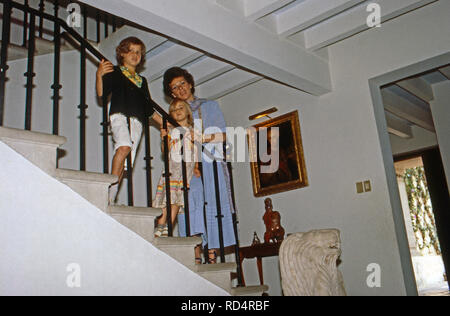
[368,52,450,296]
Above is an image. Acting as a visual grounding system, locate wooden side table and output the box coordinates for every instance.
[238,242,282,286]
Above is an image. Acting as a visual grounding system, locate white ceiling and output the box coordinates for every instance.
[382,66,449,139]
[216,0,438,51]
[80,0,439,98]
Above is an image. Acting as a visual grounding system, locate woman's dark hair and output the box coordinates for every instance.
[116,37,146,68]
[163,67,195,98]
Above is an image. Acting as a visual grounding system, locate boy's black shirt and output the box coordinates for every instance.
[102,66,155,124]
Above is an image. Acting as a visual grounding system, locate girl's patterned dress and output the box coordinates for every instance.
[153,127,196,208]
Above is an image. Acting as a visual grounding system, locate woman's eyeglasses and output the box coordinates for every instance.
[171,81,188,92]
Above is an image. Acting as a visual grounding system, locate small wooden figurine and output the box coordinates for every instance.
[263,198,285,243]
[252,232,261,245]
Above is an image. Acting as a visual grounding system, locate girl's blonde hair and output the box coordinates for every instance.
[169,99,194,127]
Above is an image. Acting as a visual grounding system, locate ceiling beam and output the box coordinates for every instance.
[243,0,294,22]
[81,0,332,96]
[439,65,450,79]
[186,57,234,86]
[216,0,294,22]
[143,45,203,82]
[382,89,435,133]
[385,112,413,139]
[214,0,245,17]
[396,77,434,103]
[198,69,262,100]
[275,0,365,38]
[304,0,437,51]
[97,25,167,63]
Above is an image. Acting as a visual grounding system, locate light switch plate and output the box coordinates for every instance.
[356,182,364,194]
[364,180,372,192]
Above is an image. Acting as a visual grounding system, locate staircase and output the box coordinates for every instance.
[0,126,268,296]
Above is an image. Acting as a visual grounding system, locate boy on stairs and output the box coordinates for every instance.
[96,37,164,204]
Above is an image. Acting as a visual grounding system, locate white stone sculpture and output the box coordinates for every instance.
[279,229,346,296]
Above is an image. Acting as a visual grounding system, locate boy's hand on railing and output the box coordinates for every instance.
[97,59,114,78]
[96,60,114,97]
[160,128,168,139]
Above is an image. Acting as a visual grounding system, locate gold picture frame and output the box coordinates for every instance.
[248,110,308,197]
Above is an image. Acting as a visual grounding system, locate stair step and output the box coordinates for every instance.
[56,168,117,184]
[55,168,117,212]
[0,126,66,176]
[108,205,162,217]
[194,263,237,293]
[154,237,239,293]
[231,285,269,297]
[153,236,203,247]
[108,205,162,243]
[0,127,66,145]
[153,236,202,269]
[193,262,236,274]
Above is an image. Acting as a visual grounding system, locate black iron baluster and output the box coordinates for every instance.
[126,116,134,206]
[104,13,109,38]
[52,0,62,136]
[225,147,243,285]
[112,16,117,33]
[199,163,210,263]
[96,9,101,43]
[212,158,226,263]
[38,0,44,38]
[180,132,191,237]
[78,8,88,170]
[0,0,12,127]
[22,0,29,47]
[82,5,88,40]
[24,13,36,131]
[98,9,109,174]
[143,118,153,207]
[163,119,173,236]
[101,94,109,174]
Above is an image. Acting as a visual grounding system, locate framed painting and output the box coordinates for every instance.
[248,110,308,197]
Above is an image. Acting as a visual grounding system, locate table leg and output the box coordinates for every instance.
[239,258,246,287]
[257,257,264,285]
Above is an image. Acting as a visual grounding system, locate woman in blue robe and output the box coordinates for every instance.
[163,67,236,263]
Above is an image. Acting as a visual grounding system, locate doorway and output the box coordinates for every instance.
[394,151,448,295]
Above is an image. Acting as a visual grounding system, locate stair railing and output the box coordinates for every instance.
[0,0,243,285]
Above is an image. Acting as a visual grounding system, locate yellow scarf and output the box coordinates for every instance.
[120,66,143,88]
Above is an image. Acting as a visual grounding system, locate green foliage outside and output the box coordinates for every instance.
[404,167,441,256]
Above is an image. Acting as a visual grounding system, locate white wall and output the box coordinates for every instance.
[430,81,450,187]
[0,141,228,296]
[217,0,450,296]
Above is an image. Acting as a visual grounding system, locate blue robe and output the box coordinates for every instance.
[178,98,236,249]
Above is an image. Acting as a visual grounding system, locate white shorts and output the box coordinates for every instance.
[110,113,143,167]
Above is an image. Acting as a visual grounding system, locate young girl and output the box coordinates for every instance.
[96,37,164,204]
[153,99,201,238]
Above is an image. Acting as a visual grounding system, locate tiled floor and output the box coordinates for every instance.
[420,285,450,296]
[421,290,450,296]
